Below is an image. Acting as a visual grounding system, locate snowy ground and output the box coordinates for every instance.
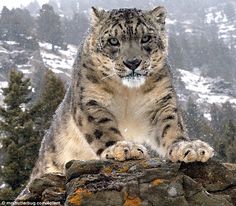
[39,42,77,77]
[178,69,236,105]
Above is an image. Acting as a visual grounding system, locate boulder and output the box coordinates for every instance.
[17,159,236,206]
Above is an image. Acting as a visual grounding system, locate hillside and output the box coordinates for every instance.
[0,40,77,105]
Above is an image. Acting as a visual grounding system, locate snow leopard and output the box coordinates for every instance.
[29,6,214,183]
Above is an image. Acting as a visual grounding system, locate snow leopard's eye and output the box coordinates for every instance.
[108,37,120,46]
[141,35,152,44]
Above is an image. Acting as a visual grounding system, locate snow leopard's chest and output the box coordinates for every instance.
[108,88,157,147]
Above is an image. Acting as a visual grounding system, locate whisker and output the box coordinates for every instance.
[101,72,117,80]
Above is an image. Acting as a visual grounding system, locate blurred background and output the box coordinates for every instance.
[0,0,236,200]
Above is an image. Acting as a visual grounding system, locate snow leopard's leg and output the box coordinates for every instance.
[159,100,214,163]
[146,70,214,163]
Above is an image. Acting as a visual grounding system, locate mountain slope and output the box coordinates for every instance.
[0,40,77,105]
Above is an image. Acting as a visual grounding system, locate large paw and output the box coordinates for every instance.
[167,140,214,163]
[101,141,148,161]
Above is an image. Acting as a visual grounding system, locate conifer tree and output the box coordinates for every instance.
[184,97,202,139]
[211,102,236,163]
[210,103,222,132]
[183,97,212,142]
[217,119,236,162]
[31,70,65,137]
[0,7,34,41]
[37,4,64,51]
[0,70,39,200]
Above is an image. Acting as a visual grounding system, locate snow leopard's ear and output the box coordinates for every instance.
[148,6,167,24]
[91,7,108,25]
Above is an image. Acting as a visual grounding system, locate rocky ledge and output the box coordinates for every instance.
[18,158,236,206]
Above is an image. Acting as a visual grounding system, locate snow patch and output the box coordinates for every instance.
[185,29,193,33]
[0,81,8,89]
[204,113,212,121]
[0,82,8,105]
[51,68,64,74]
[178,69,211,93]
[178,69,236,105]
[198,94,236,105]
[0,46,9,54]
[219,24,236,33]
[0,183,6,189]
[205,11,227,24]
[18,69,31,74]
[39,42,77,74]
[166,18,177,25]
[5,41,18,45]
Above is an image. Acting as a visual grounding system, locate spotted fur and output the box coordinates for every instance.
[28,6,214,186]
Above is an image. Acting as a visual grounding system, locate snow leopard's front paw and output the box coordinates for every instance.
[167,140,214,163]
[101,141,148,161]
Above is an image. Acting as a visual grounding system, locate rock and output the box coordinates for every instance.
[17,159,236,206]
[42,187,66,202]
[29,173,66,194]
[179,161,236,192]
[11,52,29,65]
[223,163,236,171]
[16,173,66,204]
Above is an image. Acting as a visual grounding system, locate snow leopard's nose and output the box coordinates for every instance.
[123,58,142,71]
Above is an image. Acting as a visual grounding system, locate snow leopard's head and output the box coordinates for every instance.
[85,7,168,88]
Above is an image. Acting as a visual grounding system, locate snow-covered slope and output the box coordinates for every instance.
[177,68,236,105]
[39,42,77,78]
[205,5,236,46]
[0,40,77,105]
